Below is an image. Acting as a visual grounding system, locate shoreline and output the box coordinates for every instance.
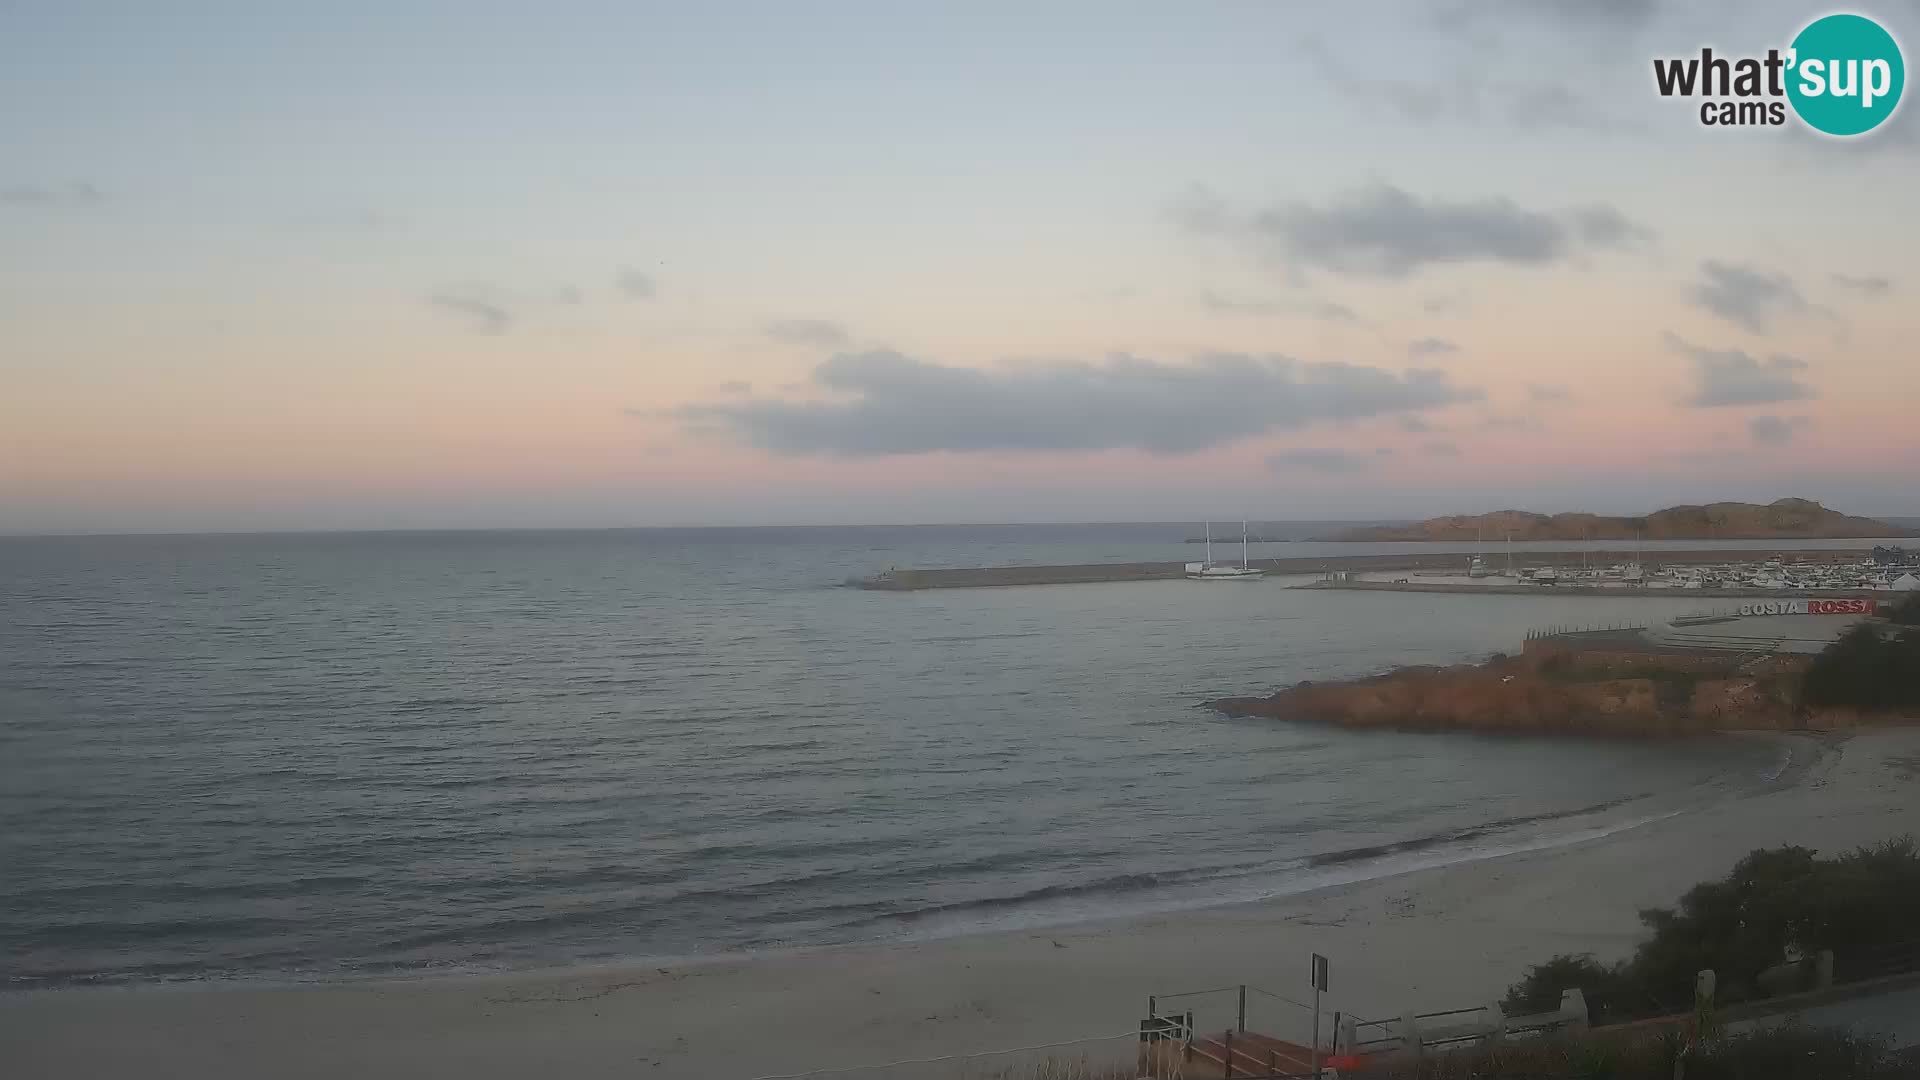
[2,733,1787,996]
[11,729,1918,1079]
[0,786,1719,998]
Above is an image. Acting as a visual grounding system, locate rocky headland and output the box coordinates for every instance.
[1206,641,1889,736]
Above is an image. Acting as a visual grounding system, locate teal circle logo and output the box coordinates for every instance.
[1786,13,1905,136]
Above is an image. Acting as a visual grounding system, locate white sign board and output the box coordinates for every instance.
[1736,599,1873,616]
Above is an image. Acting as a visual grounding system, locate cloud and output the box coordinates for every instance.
[0,181,104,208]
[1526,383,1573,403]
[1749,414,1810,447]
[1397,415,1434,433]
[1831,272,1893,296]
[1421,439,1462,457]
[1432,0,1658,32]
[1667,333,1816,407]
[763,318,853,349]
[1267,448,1389,474]
[1688,260,1809,334]
[1199,291,1363,324]
[1407,337,1461,358]
[617,268,657,300]
[680,350,1482,456]
[1504,83,1633,132]
[1477,412,1544,431]
[1655,448,1748,467]
[427,290,512,334]
[554,285,584,305]
[1568,205,1644,248]
[1300,39,1479,126]
[1300,38,1634,133]
[716,380,752,396]
[1180,184,1647,278]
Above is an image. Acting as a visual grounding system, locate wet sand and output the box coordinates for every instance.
[6,728,1918,1080]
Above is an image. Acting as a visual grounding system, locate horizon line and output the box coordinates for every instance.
[4,515,1918,542]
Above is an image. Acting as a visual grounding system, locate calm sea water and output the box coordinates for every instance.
[0,524,1889,987]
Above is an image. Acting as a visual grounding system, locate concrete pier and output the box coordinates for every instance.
[848,549,1874,591]
[1289,580,1879,600]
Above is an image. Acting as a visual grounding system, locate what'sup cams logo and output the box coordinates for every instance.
[1653,12,1905,136]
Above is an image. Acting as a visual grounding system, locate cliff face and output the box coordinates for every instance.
[1208,649,1810,735]
[1326,498,1912,542]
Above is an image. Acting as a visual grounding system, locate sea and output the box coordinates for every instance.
[0,523,1908,988]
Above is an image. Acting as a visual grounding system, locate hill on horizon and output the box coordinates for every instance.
[1321,498,1919,542]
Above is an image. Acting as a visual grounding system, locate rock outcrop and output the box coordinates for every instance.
[1324,498,1913,542]
[1208,648,1811,735]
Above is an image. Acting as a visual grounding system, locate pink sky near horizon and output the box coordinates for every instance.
[3,2,1917,532]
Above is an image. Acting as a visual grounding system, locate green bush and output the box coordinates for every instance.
[1890,592,1920,626]
[1504,839,1920,1021]
[1802,624,1920,709]
[1500,953,1639,1024]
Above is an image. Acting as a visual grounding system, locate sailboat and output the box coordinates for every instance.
[1186,521,1265,580]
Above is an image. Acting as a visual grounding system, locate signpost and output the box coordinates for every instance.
[1311,953,1330,1078]
[1736,598,1873,616]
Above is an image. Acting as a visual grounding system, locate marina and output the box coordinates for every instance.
[1288,579,1890,600]
[853,546,1918,593]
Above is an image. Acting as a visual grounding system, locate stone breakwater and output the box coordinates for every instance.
[849,549,1873,590]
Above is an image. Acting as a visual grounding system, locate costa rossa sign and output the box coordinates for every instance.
[1737,598,1874,616]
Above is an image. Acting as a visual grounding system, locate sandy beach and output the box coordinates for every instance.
[6,727,1918,1080]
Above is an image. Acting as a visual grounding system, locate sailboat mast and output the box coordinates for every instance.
[1242,520,1249,568]
[1205,521,1212,565]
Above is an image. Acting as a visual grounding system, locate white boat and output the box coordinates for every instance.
[1533,566,1560,585]
[1468,556,1490,579]
[1186,521,1265,580]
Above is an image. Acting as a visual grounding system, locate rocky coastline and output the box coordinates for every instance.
[1207,640,1888,736]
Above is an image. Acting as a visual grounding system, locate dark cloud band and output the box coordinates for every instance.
[681,350,1480,456]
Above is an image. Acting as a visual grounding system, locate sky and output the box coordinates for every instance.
[3,0,1918,533]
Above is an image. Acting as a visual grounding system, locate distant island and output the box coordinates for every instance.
[1320,498,1915,542]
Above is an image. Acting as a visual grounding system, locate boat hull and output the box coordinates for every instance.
[1185,568,1266,580]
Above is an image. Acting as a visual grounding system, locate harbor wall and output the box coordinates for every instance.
[1290,581,1883,600]
[850,549,1875,591]
[1520,637,1813,677]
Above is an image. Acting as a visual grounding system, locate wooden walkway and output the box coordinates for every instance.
[1143,1029,1317,1078]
